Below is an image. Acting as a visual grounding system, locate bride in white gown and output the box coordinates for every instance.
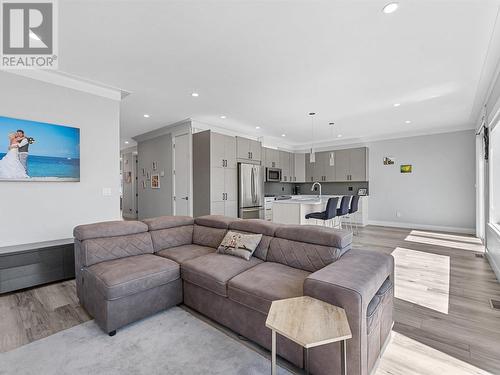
[0,133,29,179]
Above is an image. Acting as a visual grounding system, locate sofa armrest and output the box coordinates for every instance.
[303,249,394,375]
[305,249,394,305]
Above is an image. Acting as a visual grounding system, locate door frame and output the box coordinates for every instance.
[172,130,193,216]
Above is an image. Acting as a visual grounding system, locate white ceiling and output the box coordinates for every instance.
[57,0,500,149]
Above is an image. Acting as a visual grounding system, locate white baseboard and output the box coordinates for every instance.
[486,250,500,282]
[367,220,475,234]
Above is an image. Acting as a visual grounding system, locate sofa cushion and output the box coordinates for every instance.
[182,253,262,297]
[229,219,280,260]
[156,244,215,264]
[229,219,279,236]
[83,254,179,300]
[194,215,238,229]
[80,232,154,267]
[150,225,193,251]
[74,220,148,241]
[217,231,263,260]
[192,224,227,248]
[267,237,347,272]
[275,225,352,249]
[228,262,310,314]
[143,215,194,231]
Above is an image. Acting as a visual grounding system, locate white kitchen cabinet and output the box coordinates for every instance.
[263,147,280,168]
[237,136,261,162]
[193,130,238,218]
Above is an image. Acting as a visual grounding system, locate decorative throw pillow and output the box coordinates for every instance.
[217,231,263,260]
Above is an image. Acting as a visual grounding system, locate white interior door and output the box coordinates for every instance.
[174,133,191,216]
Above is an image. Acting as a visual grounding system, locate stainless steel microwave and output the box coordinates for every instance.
[266,168,282,182]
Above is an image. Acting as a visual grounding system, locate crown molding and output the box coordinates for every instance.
[6,70,129,101]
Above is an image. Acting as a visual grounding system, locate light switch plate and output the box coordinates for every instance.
[102,188,112,196]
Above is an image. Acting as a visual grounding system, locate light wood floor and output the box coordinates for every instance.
[1,226,500,375]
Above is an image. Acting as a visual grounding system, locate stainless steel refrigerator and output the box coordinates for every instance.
[238,163,264,219]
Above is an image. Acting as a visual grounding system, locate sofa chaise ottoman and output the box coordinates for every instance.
[74,215,394,375]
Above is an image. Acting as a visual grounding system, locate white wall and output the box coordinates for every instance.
[368,130,476,233]
[0,72,121,247]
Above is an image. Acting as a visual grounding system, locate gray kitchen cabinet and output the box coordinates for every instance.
[289,153,295,182]
[324,151,336,181]
[334,149,351,182]
[349,147,368,181]
[314,152,329,182]
[237,136,261,162]
[334,147,368,181]
[280,151,291,182]
[305,153,315,182]
[294,153,305,182]
[193,130,238,218]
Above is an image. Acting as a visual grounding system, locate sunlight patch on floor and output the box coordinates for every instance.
[405,233,485,252]
[376,331,492,375]
[410,230,483,245]
[392,247,450,314]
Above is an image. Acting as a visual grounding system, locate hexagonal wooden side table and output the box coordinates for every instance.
[265,296,352,375]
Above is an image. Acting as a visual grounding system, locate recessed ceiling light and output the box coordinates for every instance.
[405,120,412,124]
[143,114,150,118]
[393,103,401,107]
[337,134,343,138]
[281,134,286,137]
[220,115,227,119]
[191,92,199,97]
[382,2,399,14]
[256,126,261,129]
[124,141,129,144]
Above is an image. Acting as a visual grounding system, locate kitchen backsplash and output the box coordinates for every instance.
[265,181,369,196]
[264,182,293,196]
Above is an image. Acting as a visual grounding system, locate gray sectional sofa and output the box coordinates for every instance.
[74,215,394,375]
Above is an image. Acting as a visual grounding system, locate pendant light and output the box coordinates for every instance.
[309,112,316,163]
[329,122,335,166]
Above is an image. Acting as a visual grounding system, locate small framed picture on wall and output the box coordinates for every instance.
[151,174,160,189]
[152,161,158,171]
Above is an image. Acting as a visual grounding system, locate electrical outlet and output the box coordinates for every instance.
[396,211,402,218]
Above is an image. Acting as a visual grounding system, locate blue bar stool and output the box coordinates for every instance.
[346,195,360,234]
[336,196,351,229]
[305,197,339,227]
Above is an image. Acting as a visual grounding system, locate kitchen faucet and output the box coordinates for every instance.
[311,181,322,200]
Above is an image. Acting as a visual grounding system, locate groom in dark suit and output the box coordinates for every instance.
[16,129,29,174]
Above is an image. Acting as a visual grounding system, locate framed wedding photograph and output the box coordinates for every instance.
[0,115,80,182]
[151,174,160,189]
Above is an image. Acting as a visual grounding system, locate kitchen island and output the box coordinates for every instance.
[271,195,368,226]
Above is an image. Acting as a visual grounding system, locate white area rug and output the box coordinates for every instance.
[0,307,291,375]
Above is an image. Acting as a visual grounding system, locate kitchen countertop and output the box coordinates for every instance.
[272,195,365,205]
